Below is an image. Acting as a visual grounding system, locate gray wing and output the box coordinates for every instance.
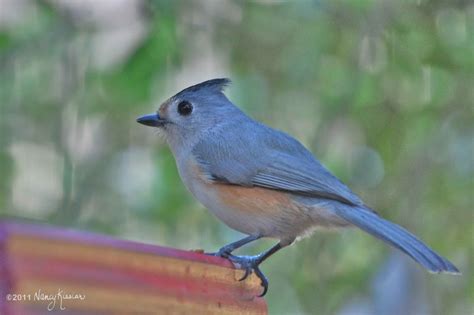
[193,120,363,206]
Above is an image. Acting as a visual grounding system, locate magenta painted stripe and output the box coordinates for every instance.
[0,222,14,315]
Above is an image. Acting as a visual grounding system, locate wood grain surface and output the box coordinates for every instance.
[0,221,267,315]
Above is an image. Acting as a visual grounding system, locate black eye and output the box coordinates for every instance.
[177,101,193,116]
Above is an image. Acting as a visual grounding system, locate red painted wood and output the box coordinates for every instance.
[0,220,267,315]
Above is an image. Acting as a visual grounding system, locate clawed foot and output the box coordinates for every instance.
[227,254,268,297]
[204,236,280,297]
[205,251,268,296]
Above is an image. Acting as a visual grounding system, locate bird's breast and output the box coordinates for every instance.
[176,156,315,239]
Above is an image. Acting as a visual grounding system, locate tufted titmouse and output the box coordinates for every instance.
[137,78,459,296]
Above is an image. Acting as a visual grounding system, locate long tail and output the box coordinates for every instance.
[335,205,460,274]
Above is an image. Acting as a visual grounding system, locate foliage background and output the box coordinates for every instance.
[0,1,472,314]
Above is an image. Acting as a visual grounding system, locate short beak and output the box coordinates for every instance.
[136,113,163,127]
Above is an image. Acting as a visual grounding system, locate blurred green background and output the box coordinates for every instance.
[0,1,472,314]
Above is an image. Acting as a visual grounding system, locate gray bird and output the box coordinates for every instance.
[137,78,459,296]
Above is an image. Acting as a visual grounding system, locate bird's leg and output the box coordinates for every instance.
[227,242,286,297]
[208,235,261,258]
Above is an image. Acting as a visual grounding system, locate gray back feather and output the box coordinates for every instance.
[192,114,363,206]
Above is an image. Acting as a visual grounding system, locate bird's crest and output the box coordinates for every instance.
[175,78,231,97]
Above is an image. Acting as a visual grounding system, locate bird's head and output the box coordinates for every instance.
[137,78,240,150]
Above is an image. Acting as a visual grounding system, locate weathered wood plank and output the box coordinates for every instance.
[0,221,267,315]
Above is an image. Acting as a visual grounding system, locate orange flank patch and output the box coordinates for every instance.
[187,157,299,217]
[213,184,295,216]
